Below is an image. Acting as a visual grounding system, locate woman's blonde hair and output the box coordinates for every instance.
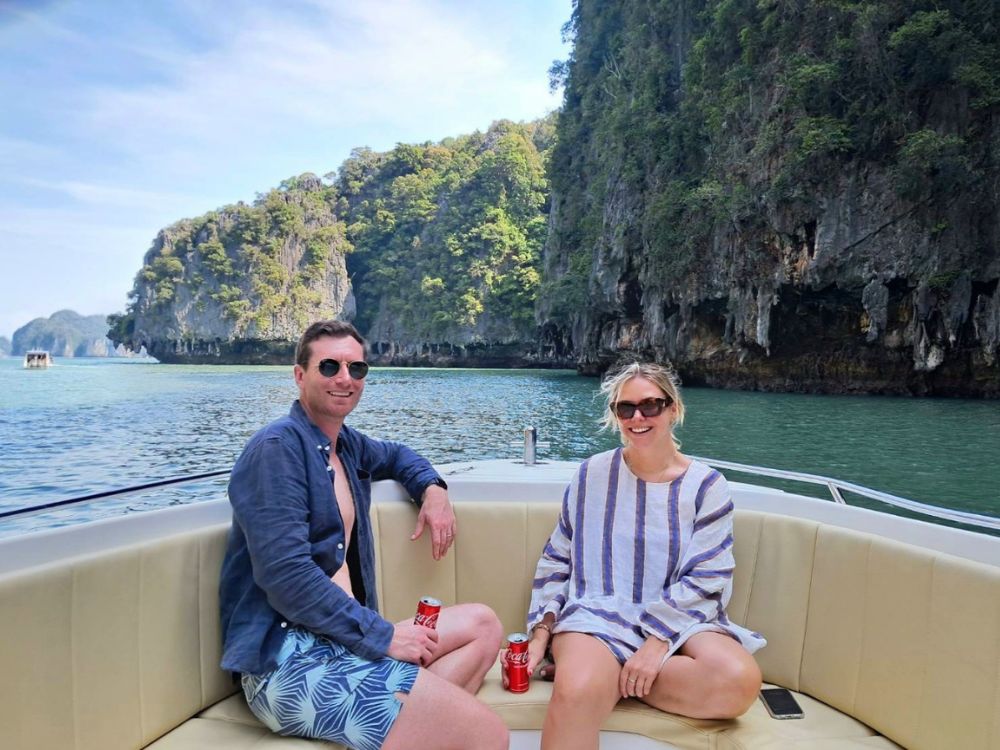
[598,361,685,446]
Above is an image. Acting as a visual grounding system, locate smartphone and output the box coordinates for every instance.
[759,687,804,719]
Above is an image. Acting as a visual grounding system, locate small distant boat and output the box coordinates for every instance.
[22,350,52,368]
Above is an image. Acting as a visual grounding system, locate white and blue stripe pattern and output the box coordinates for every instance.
[242,627,419,750]
[528,448,765,661]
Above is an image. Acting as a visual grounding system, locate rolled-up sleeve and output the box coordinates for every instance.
[527,481,575,628]
[351,431,444,504]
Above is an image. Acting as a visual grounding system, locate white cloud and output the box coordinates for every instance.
[0,0,570,339]
[20,178,198,213]
[82,0,557,166]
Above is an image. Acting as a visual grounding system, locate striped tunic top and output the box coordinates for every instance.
[527,448,766,663]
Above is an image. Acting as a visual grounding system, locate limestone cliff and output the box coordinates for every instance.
[538,0,1000,395]
[111,174,353,363]
[338,119,554,367]
[111,120,553,368]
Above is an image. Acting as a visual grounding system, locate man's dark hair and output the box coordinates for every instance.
[295,320,367,369]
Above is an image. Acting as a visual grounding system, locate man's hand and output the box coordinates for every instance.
[411,483,457,560]
[386,622,440,666]
[619,636,670,699]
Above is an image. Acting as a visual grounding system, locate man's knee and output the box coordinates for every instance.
[467,603,504,651]
[455,696,509,748]
[481,710,510,750]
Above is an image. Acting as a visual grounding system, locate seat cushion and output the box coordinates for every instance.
[146,696,344,749]
[476,656,894,750]
[716,687,901,750]
[151,670,898,750]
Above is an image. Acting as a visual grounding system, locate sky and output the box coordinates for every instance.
[0,0,572,340]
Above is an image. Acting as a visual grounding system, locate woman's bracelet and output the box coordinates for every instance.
[533,622,552,637]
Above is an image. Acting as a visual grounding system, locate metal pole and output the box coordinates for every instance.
[524,426,537,465]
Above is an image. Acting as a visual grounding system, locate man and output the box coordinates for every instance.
[220,320,509,750]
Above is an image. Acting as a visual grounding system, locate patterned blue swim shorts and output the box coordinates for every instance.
[242,627,420,750]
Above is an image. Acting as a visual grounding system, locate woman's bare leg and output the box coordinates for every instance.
[643,631,761,719]
[541,633,622,750]
[383,669,509,750]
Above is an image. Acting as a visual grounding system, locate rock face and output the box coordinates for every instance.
[338,119,554,368]
[112,120,554,368]
[113,175,354,364]
[12,310,121,357]
[0,336,9,357]
[538,1,1000,396]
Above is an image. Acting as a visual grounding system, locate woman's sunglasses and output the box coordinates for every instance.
[611,397,670,420]
[317,359,369,380]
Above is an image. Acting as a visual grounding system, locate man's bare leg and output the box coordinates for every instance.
[397,603,504,693]
[382,669,509,750]
[642,631,761,718]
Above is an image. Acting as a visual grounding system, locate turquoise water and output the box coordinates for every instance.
[1,357,997,536]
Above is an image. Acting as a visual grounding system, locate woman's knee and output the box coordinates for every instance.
[550,672,618,713]
[709,656,762,718]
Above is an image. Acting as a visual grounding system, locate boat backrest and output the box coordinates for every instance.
[0,523,235,750]
[1,501,998,750]
[374,502,1000,750]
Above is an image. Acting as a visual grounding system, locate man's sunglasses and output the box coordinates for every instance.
[611,397,670,420]
[317,359,369,380]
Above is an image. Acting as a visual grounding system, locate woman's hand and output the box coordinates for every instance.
[619,637,670,699]
[526,632,549,677]
[502,622,552,687]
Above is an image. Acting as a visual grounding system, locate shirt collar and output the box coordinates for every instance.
[290,399,338,454]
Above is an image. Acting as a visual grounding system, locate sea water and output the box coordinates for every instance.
[1,357,997,537]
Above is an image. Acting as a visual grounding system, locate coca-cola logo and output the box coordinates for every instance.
[506,649,529,667]
[414,613,439,628]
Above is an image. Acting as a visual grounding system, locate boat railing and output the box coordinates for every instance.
[1,458,997,532]
[0,470,230,522]
[694,455,1000,532]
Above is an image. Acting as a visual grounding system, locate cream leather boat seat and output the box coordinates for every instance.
[3,500,999,750]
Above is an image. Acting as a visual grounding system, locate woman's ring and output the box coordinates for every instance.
[628,678,637,683]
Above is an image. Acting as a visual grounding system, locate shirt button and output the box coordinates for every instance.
[326,465,333,472]
[337,543,344,550]
[280,621,288,628]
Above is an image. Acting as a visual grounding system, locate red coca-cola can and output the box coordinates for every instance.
[504,632,530,693]
[414,596,441,629]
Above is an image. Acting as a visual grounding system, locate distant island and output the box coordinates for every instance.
[12,310,139,358]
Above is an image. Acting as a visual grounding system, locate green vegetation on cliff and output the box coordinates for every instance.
[110,174,351,352]
[111,118,555,357]
[337,117,555,341]
[545,0,1000,319]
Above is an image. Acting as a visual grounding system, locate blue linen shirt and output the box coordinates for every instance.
[219,400,444,675]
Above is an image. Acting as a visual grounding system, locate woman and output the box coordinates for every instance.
[525,362,765,749]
